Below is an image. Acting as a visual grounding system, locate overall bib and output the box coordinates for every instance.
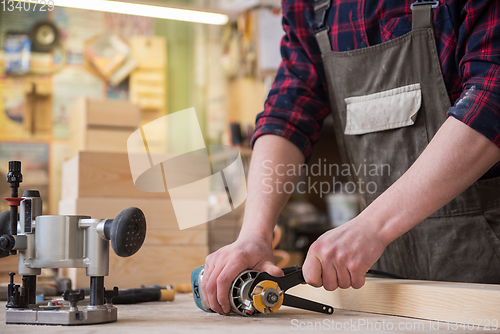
[314,2,500,283]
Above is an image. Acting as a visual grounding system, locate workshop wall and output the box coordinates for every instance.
[0,5,196,215]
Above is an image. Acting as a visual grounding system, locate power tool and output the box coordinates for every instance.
[191,265,334,316]
[0,161,147,325]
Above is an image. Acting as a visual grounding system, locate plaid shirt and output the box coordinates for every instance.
[252,0,500,178]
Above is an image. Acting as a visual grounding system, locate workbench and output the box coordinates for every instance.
[0,293,477,333]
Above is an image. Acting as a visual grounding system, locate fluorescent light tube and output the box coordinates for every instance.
[17,0,229,25]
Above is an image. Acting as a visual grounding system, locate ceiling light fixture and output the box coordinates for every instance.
[17,0,229,25]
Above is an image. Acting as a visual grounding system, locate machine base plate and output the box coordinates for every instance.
[6,305,117,326]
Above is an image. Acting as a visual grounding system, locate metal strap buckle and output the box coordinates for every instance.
[314,0,331,31]
[410,0,440,10]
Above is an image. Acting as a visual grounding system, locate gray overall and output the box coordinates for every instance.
[315,3,500,283]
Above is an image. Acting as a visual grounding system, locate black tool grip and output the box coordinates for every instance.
[108,207,146,257]
[250,268,305,294]
[112,288,162,304]
[283,294,334,315]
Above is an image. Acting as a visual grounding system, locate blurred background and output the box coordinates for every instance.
[0,0,351,290]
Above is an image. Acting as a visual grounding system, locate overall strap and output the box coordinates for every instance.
[411,0,439,30]
[314,0,332,53]
[314,0,440,54]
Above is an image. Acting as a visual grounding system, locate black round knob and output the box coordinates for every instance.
[0,211,10,259]
[63,290,85,303]
[0,234,15,251]
[110,207,146,257]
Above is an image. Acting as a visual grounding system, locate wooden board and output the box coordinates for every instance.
[145,229,207,246]
[289,278,500,325]
[61,151,170,199]
[61,245,207,289]
[69,97,140,156]
[85,128,135,154]
[58,197,205,230]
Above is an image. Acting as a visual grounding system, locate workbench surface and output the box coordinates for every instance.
[0,293,490,333]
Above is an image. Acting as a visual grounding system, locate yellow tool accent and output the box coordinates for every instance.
[160,289,175,301]
[251,280,283,314]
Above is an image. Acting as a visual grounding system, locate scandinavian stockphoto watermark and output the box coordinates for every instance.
[290,318,499,331]
[262,159,390,198]
[127,107,247,230]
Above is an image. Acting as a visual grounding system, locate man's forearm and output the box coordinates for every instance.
[364,117,500,245]
[239,135,305,243]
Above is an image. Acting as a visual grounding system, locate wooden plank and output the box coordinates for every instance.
[85,98,140,128]
[145,229,207,246]
[68,97,86,158]
[49,140,71,215]
[85,128,135,153]
[62,245,207,289]
[68,98,140,157]
[61,151,170,199]
[289,278,500,324]
[59,197,207,230]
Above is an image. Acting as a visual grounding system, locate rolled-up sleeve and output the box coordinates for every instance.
[251,0,331,162]
[447,0,500,147]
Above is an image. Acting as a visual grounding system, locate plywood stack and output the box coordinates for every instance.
[68,97,141,157]
[59,151,208,289]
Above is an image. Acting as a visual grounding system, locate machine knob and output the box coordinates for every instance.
[63,290,85,303]
[0,210,11,258]
[104,287,119,304]
[104,207,146,257]
[0,234,15,251]
[63,290,85,311]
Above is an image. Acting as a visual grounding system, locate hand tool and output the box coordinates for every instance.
[191,265,333,316]
[0,160,147,326]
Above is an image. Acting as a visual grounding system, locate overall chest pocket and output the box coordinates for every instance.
[344,83,422,135]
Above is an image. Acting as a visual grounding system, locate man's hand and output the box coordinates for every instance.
[200,135,305,315]
[303,217,386,290]
[303,117,500,290]
[200,237,283,315]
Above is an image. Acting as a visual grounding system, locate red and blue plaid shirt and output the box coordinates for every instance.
[252,0,500,178]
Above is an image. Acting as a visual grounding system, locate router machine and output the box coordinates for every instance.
[0,161,147,325]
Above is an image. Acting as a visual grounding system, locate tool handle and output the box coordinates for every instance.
[283,294,334,315]
[112,288,174,304]
[105,207,147,257]
[281,266,300,275]
[249,268,306,294]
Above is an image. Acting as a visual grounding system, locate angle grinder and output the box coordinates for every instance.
[191,265,333,316]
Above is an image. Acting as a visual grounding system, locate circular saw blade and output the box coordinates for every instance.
[251,280,284,314]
